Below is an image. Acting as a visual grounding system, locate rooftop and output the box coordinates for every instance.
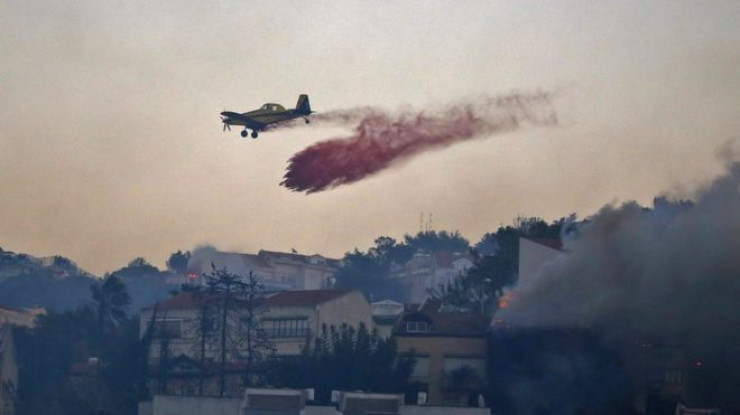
[396,299,490,337]
[144,289,354,311]
[263,289,352,307]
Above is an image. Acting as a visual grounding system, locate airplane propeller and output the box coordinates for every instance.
[221,111,231,132]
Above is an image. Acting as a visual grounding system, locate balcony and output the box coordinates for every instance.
[263,328,310,339]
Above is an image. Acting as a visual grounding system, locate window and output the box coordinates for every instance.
[411,356,430,378]
[665,369,683,385]
[443,357,486,378]
[263,318,309,338]
[152,319,182,339]
[406,321,430,333]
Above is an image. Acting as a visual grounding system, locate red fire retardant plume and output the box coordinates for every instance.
[281,92,557,193]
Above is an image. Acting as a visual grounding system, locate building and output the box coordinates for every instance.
[392,252,473,304]
[0,325,17,415]
[0,306,39,415]
[371,300,405,338]
[260,290,371,356]
[139,290,372,396]
[394,299,490,407]
[517,237,564,292]
[187,249,340,291]
[140,389,490,415]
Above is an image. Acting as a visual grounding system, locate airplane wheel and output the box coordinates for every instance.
[251,131,259,139]
[305,119,310,124]
[241,130,248,138]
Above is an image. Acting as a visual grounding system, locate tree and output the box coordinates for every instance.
[90,276,131,353]
[369,236,415,266]
[266,323,415,403]
[108,258,160,280]
[239,271,274,386]
[166,250,191,274]
[433,216,571,314]
[475,216,570,269]
[334,249,404,302]
[183,285,216,396]
[203,266,274,396]
[404,230,470,253]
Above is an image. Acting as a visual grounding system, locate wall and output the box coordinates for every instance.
[261,305,315,356]
[517,238,562,291]
[317,291,372,333]
[396,335,488,406]
[0,326,18,415]
[153,395,242,415]
[146,395,490,415]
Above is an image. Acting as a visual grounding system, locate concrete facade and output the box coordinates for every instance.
[140,290,371,359]
[0,307,37,415]
[139,290,372,396]
[392,253,473,304]
[0,325,17,415]
[187,250,339,291]
[394,300,489,407]
[143,393,490,415]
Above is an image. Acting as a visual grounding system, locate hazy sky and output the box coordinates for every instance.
[1,1,739,275]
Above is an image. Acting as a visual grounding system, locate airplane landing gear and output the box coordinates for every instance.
[241,130,248,138]
[251,131,259,139]
[304,118,310,124]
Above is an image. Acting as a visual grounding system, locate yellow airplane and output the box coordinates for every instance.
[220,94,313,139]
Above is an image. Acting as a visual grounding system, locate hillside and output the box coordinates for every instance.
[0,247,98,311]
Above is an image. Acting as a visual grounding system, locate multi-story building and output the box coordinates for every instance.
[139,289,371,396]
[186,249,340,291]
[0,306,39,415]
[0,325,17,415]
[392,252,473,304]
[394,299,490,407]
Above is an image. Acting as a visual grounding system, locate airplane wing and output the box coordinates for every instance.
[221,111,268,130]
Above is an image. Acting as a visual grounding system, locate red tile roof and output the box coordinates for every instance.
[397,299,490,336]
[263,290,351,307]
[144,289,354,311]
[142,292,232,311]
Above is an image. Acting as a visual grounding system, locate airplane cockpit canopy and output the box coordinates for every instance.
[261,103,286,112]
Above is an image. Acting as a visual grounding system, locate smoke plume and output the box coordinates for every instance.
[281,92,557,193]
[502,146,740,370]
[494,146,740,412]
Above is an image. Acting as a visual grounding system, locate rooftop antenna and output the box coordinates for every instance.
[419,212,424,234]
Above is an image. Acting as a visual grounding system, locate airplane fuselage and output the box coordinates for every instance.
[220,95,313,139]
[222,108,303,128]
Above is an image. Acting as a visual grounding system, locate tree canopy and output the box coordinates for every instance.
[432,217,571,314]
[266,323,415,403]
[166,250,191,274]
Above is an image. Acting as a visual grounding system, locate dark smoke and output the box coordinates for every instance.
[499,147,740,409]
[503,156,740,339]
[281,92,557,193]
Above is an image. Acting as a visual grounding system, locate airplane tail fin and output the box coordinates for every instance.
[296,94,312,115]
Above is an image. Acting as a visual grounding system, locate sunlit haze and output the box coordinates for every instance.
[1,1,739,274]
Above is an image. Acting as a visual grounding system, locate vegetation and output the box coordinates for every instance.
[166,250,191,274]
[334,231,470,302]
[265,323,415,404]
[13,277,153,415]
[202,267,274,395]
[4,217,574,413]
[431,217,570,314]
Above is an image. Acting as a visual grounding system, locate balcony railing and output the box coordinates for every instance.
[264,328,310,339]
